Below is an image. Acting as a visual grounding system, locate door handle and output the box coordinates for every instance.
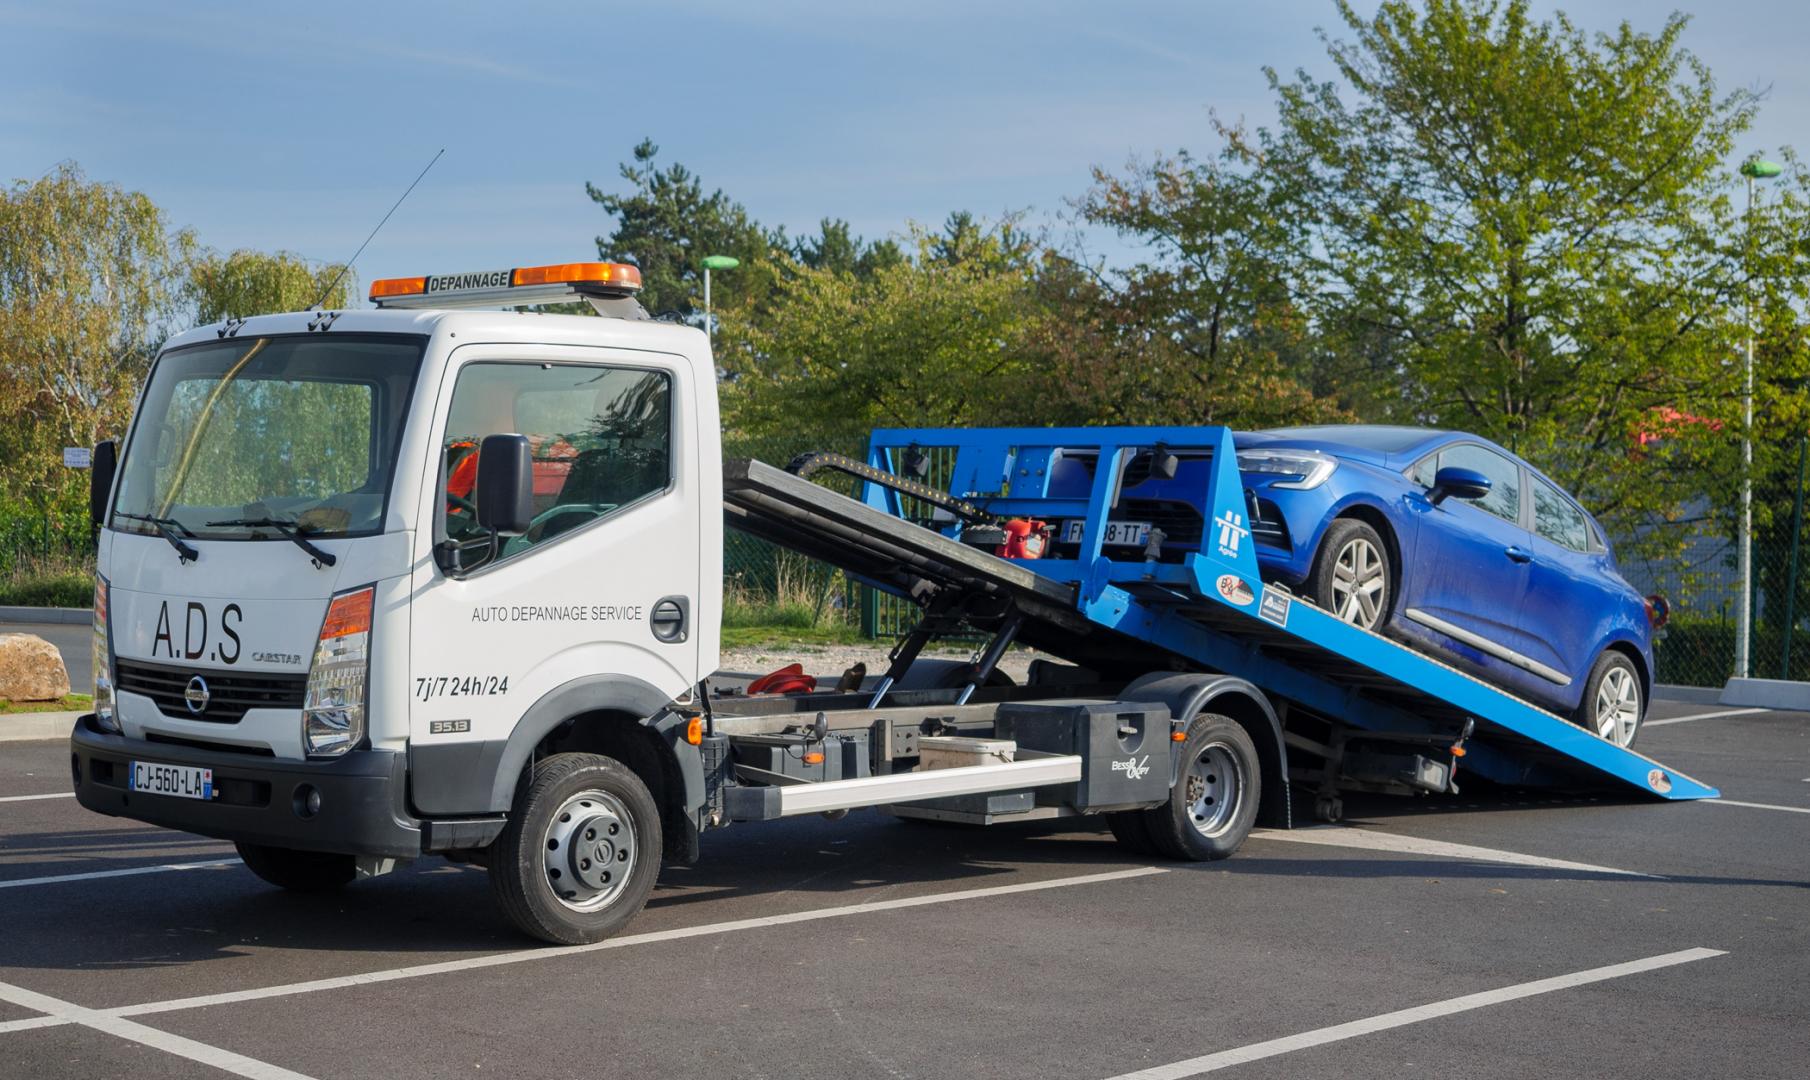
[1504,545,1532,563]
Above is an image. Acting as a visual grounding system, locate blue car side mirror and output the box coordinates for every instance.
[1429,466,1492,506]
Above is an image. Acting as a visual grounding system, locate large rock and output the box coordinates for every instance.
[0,633,71,702]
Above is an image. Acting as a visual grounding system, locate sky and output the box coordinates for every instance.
[4,0,1807,297]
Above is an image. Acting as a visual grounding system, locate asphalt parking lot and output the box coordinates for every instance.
[0,700,1804,1079]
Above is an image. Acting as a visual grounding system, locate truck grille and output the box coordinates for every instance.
[115,659,308,724]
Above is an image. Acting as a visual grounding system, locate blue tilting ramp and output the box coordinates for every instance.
[863,425,1717,801]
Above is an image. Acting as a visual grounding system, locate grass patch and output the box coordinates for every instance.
[0,693,92,714]
[721,623,867,651]
[0,553,95,608]
[722,553,857,649]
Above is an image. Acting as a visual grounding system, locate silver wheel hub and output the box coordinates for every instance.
[1594,666,1640,747]
[1330,537,1386,629]
[543,790,636,912]
[1185,742,1243,838]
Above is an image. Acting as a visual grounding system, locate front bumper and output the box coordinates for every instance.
[70,715,422,858]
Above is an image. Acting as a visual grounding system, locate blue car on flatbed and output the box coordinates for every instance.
[1050,425,1659,747]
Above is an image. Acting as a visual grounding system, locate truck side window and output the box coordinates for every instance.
[441,362,672,563]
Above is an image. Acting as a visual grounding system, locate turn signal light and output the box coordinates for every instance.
[1171,730,1188,742]
[803,751,825,766]
[686,716,704,746]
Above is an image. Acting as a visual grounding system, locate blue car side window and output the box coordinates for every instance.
[1431,444,1521,523]
[1532,477,1590,552]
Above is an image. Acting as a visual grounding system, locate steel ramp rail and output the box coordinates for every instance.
[853,425,1717,802]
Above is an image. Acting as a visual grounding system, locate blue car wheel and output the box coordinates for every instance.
[1308,519,1392,630]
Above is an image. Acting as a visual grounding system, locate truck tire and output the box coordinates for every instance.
[235,842,356,892]
[489,752,663,945]
[1140,714,1260,861]
[1105,810,1157,855]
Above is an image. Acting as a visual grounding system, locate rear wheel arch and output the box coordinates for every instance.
[1122,672,1292,828]
[1598,640,1651,715]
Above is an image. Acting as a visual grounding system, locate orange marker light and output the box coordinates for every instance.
[1172,730,1188,742]
[686,716,704,746]
[511,262,642,290]
[319,587,375,640]
[1450,745,1467,758]
[803,751,825,766]
[368,276,427,300]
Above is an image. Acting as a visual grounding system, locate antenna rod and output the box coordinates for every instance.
[311,148,444,309]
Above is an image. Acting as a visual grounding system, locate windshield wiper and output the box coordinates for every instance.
[205,517,338,568]
[114,512,199,564]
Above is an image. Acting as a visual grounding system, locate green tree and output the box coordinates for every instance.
[1261,0,1765,540]
[187,249,355,324]
[0,162,193,510]
[1072,143,1350,426]
[718,222,1048,456]
[586,138,774,318]
[793,217,904,277]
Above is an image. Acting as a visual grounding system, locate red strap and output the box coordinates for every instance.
[746,663,818,695]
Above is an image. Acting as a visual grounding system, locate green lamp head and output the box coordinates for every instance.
[702,255,741,270]
[1741,159,1784,179]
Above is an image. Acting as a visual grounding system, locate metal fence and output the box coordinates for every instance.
[1615,438,1810,687]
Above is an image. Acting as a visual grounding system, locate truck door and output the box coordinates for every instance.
[406,345,701,812]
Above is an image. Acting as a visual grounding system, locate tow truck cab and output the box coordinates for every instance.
[72,263,724,873]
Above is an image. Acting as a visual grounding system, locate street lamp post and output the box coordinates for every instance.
[701,254,739,339]
[1737,159,1782,681]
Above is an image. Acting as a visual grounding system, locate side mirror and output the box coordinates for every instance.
[89,440,118,526]
[1429,465,1491,506]
[475,433,534,535]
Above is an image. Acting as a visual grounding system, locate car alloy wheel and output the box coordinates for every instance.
[1330,536,1386,629]
[1594,665,1640,747]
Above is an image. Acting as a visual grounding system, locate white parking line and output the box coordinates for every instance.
[1249,826,1653,877]
[0,979,318,1080]
[0,792,74,803]
[1099,947,1726,1080]
[1705,799,1810,816]
[0,858,240,891]
[1645,707,1769,727]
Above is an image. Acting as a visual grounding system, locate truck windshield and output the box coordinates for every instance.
[111,334,424,540]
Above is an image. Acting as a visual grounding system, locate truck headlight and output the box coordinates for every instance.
[303,585,374,757]
[1236,449,1338,490]
[92,575,118,733]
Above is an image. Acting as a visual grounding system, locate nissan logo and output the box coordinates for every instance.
[184,675,211,715]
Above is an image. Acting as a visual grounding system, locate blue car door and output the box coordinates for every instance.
[1521,476,1612,712]
[1397,442,1546,702]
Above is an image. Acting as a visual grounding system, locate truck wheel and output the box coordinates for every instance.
[235,842,356,892]
[489,752,662,945]
[1105,810,1157,855]
[1141,714,1260,861]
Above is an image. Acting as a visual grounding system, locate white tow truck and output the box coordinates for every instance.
[71,260,1713,945]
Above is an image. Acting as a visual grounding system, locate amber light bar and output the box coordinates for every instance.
[368,261,643,307]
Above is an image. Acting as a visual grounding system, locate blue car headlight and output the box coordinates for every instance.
[1237,449,1338,490]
